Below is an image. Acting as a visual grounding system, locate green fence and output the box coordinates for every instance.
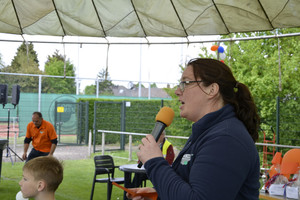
[0,93,99,145]
[0,92,171,145]
[1,92,299,153]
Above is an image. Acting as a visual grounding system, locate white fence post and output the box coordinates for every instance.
[88,130,92,157]
[14,131,17,162]
[101,132,105,155]
[129,134,132,161]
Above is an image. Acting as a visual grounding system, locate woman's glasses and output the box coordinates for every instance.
[178,80,203,92]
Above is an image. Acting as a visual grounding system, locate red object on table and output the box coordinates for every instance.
[112,182,158,200]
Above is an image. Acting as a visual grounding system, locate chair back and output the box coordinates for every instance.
[94,155,116,178]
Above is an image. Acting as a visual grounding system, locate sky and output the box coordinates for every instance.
[0,33,219,91]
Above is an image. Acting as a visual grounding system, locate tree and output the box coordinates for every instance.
[0,53,4,69]
[83,68,114,95]
[42,50,76,94]
[84,84,96,95]
[98,69,114,95]
[134,83,145,88]
[0,42,42,93]
[218,28,300,146]
[150,83,157,88]
[165,28,300,148]
[45,49,65,63]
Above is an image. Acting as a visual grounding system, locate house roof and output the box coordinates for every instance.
[112,85,171,99]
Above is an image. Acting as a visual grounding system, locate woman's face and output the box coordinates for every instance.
[175,65,210,122]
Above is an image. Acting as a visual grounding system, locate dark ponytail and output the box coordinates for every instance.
[233,82,260,142]
[188,58,260,142]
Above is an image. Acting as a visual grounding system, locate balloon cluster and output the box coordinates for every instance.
[210,45,225,63]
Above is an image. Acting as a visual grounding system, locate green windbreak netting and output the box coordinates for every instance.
[0,93,88,137]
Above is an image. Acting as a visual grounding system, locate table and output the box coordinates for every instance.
[119,164,147,200]
[0,139,8,183]
[259,192,287,200]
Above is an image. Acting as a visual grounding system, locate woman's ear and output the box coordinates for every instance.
[208,83,219,97]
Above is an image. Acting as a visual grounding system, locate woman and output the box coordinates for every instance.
[129,58,260,200]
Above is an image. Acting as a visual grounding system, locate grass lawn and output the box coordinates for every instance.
[1,140,265,200]
[0,151,151,200]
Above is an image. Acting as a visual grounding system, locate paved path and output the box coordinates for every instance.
[2,144,91,163]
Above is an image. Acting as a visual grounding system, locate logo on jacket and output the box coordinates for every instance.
[40,131,44,134]
[181,154,193,165]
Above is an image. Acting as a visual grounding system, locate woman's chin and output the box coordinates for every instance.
[180,110,186,118]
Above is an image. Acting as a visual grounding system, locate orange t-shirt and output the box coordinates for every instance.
[26,119,57,152]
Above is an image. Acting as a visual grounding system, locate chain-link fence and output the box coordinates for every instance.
[0,72,173,146]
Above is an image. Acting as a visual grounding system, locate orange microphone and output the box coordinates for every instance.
[137,106,174,168]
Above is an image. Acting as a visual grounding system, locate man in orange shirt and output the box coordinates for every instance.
[22,112,58,162]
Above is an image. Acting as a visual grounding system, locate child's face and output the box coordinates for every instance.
[19,169,39,198]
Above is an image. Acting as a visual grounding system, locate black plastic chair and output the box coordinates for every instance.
[90,155,125,200]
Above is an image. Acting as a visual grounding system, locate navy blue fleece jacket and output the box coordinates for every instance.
[144,104,260,200]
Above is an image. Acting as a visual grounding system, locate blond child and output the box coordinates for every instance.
[18,156,63,200]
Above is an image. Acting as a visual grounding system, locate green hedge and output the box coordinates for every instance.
[77,98,181,144]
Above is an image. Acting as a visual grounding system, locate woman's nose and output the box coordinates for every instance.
[175,86,181,96]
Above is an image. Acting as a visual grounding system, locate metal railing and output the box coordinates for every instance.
[256,143,300,149]
[97,130,188,161]
[96,130,300,162]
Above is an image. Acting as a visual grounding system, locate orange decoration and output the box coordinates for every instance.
[268,164,277,178]
[112,182,158,200]
[282,149,300,164]
[280,149,300,178]
[280,161,299,175]
[271,152,282,165]
[268,164,281,178]
[210,45,218,51]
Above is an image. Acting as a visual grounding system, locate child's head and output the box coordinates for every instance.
[19,156,63,198]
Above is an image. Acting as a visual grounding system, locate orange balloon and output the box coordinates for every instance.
[210,45,218,51]
[281,161,299,175]
[282,149,300,165]
[280,149,300,178]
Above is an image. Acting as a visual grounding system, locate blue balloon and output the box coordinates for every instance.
[218,46,224,53]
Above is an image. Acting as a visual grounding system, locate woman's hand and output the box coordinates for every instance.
[126,187,157,200]
[137,134,163,164]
